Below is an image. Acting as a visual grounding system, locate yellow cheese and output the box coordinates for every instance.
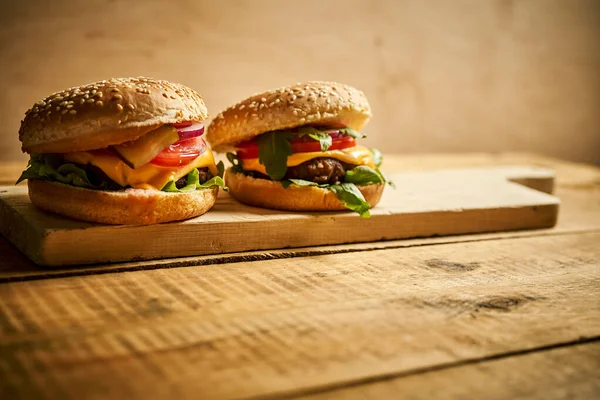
[240,145,375,175]
[64,149,217,190]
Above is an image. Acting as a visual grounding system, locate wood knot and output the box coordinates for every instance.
[476,296,534,312]
[425,258,480,272]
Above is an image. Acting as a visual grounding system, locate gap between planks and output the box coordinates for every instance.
[0,227,598,283]
[290,338,600,400]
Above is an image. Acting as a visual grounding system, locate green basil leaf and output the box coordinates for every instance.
[216,160,225,178]
[226,152,243,173]
[338,128,366,139]
[297,126,332,152]
[369,148,383,167]
[288,178,319,187]
[257,131,293,180]
[329,183,371,218]
[345,166,384,185]
[378,168,396,189]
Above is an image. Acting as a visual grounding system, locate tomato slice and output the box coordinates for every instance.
[150,136,207,167]
[237,136,356,159]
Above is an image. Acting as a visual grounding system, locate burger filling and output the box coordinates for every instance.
[227,125,393,217]
[17,122,226,193]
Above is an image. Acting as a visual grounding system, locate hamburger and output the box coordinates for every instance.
[16,77,225,225]
[206,81,392,217]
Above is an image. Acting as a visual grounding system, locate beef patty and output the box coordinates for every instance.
[244,157,354,184]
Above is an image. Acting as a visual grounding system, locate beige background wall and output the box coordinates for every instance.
[1,0,598,164]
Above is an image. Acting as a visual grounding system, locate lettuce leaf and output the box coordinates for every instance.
[257,130,293,180]
[161,168,227,192]
[16,154,110,189]
[297,126,332,152]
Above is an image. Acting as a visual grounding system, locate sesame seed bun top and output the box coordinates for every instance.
[206,81,372,152]
[19,77,208,154]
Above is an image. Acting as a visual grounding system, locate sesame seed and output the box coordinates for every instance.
[80,99,85,104]
[96,92,103,98]
[60,101,68,106]
[162,93,168,98]
[56,106,60,111]
[66,104,73,109]
[260,97,267,102]
[61,109,68,115]
[293,110,298,116]
[116,104,124,111]
[69,110,76,114]
[86,99,94,104]
[95,100,103,107]
[238,105,245,110]
[112,94,122,100]
[126,103,135,111]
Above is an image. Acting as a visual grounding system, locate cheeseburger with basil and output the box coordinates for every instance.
[17,77,224,225]
[207,81,391,217]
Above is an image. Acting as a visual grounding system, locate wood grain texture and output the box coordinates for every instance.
[1,1,599,165]
[296,341,600,400]
[0,166,559,266]
[0,232,598,399]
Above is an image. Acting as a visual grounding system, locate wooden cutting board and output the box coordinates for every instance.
[0,166,559,267]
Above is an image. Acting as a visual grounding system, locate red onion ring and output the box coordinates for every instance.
[174,122,204,140]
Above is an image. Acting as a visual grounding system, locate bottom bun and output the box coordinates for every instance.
[225,168,384,211]
[28,179,218,225]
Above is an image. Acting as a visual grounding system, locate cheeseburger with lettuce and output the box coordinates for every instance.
[17,77,225,225]
[207,81,391,217]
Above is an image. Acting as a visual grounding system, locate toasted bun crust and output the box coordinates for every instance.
[225,168,383,212]
[20,77,208,154]
[207,81,372,152]
[28,179,217,225]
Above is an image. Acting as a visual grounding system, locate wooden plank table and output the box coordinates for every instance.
[1,152,599,399]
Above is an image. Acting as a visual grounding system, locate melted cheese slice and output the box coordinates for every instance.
[241,145,375,175]
[64,149,217,190]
